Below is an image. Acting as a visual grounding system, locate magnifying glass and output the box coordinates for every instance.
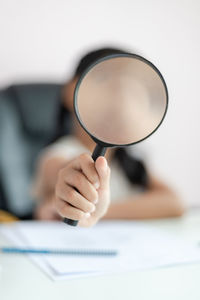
[64,53,168,226]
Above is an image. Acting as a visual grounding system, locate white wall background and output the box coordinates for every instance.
[0,0,199,206]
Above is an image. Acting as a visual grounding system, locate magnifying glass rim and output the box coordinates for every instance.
[73,52,169,147]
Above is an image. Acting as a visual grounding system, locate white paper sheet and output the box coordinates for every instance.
[1,221,200,280]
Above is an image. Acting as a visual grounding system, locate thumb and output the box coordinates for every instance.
[95,157,110,190]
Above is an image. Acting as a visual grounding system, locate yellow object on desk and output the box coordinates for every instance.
[0,210,19,223]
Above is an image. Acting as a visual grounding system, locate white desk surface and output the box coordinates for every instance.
[1,210,200,300]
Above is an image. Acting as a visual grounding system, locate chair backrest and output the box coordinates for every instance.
[0,83,69,218]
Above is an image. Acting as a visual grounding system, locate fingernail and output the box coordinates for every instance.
[94,182,100,189]
[85,213,91,218]
[93,198,98,204]
[90,205,96,213]
[104,158,108,168]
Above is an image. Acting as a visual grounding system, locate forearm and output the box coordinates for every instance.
[104,190,185,220]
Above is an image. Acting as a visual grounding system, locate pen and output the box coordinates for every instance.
[0,247,118,256]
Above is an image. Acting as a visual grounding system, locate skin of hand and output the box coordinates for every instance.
[54,153,110,227]
[34,196,61,221]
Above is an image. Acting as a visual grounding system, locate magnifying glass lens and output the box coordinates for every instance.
[76,56,167,145]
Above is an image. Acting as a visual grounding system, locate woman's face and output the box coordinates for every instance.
[62,77,78,111]
[62,76,95,147]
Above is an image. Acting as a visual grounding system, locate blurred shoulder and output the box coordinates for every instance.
[39,135,88,162]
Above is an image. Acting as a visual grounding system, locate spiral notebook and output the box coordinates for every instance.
[1,221,200,281]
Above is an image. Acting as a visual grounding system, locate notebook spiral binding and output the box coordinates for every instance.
[1,247,118,256]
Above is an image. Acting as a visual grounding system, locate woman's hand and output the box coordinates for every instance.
[54,153,110,227]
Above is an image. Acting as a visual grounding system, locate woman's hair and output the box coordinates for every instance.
[51,47,149,188]
[73,47,127,77]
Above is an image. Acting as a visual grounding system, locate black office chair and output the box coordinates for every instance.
[0,83,70,219]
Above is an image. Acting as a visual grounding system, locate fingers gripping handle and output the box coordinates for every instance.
[63,145,106,226]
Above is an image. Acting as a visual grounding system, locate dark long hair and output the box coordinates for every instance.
[51,47,149,188]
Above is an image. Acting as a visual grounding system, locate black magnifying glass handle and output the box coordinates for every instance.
[91,144,106,161]
[63,144,106,226]
[63,218,78,226]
